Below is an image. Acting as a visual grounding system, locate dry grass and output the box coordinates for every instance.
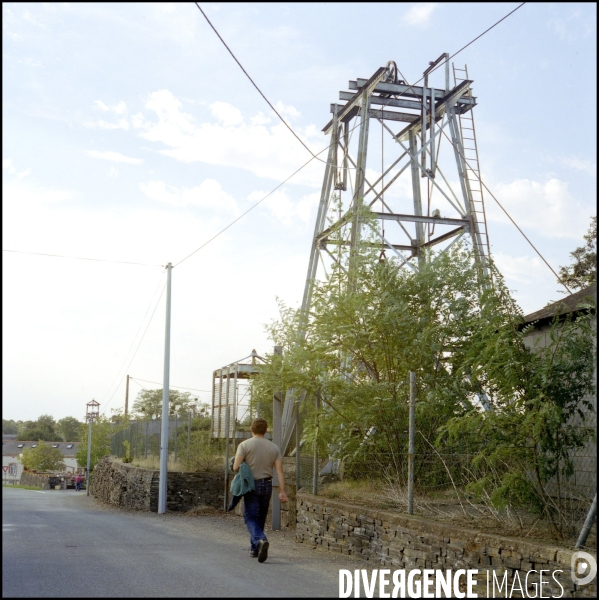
[124,455,224,473]
[317,478,596,548]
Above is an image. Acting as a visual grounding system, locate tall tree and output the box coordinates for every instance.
[2,419,19,435]
[132,389,198,420]
[255,219,596,539]
[21,415,62,442]
[58,416,83,442]
[558,215,597,290]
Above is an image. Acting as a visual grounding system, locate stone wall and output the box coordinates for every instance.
[92,457,232,512]
[296,492,597,598]
[19,471,65,489]
[91,457,298,527]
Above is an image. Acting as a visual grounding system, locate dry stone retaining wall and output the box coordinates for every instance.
[19,471,63,489]
[296,492,597,598]
[92,457,298,527]
[92,457,230,512]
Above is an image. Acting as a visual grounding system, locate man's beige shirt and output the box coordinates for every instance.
[236,436,282,479]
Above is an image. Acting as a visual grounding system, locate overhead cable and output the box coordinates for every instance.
[2,248,162,267]
[173,148,327,267]
[175,1,529,270]
[194,2,321,162]
[130,376,212,394]
[101,276,168,413]
[438,130,572,294]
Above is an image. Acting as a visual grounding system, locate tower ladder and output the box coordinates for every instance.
[452,64,491,264]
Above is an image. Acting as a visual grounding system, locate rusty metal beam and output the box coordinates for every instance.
[374,212,469,228]
[330,103,418,124]
[339,91,422,111]
[422,226,467,248]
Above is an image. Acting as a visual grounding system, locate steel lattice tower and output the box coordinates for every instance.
[280,54,491,454]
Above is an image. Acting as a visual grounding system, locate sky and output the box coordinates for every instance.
[3,2,596,423]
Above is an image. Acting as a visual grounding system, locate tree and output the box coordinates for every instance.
[253,238,523,477]
[20,442,65,472]
[558,215,597,290]
[21,414,62,442]
[2,419,19,434]
[255,215,595,539]
[75,416,112,472]
[57,416,83,442]
[132,389,198,420]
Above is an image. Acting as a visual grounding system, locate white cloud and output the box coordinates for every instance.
[112,101,127,115]
[3,159,16,174]
[138,90,323,187]
[16,57,43,68]
[550,8,595,41]
[3,181,72,205]
[139,179,238,213]
[131,112,146,129]
[248,188,319,226]
[84,118,130,131]
[491,252,545,284]
[107,167,119,178]
[251,112,271,126]
[561,157,596,177]
[485,177,593,238]
[87,150,142,164]
[403,3,438,26]
[94,99,127,114]
[210,102,243,127]
[17,168,31,178]
[94,100,110,112]
[274,101,301,121]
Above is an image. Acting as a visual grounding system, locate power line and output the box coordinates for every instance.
[432,3,526,75]
[130,376,212,394]
[173,147,327,267]
[438,129,572,294]
[2,248,162,267]
[194,2,321,162]
[101,276,168,414]
[176,3,528,270]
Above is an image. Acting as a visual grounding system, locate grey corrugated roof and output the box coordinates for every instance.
[2,440,81,457]
[522,283,596,326]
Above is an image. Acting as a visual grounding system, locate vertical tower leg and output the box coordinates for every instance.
[409,130,425,270]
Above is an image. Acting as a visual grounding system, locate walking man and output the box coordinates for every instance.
[75,474,82,492]
[233,418,288,563]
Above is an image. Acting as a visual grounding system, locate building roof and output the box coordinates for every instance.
[2,440,81,457]
[522,283,596,327]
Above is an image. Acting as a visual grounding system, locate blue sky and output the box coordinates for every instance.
[3,2,596,423]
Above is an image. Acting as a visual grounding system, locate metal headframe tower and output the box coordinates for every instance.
[279,54,491,455]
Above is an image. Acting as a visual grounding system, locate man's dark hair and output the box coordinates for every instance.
[250,418,268,435]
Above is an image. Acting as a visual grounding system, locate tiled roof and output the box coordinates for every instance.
[2,440,81,457]
[522,283,596,327]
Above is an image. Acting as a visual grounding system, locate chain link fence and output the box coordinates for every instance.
[110,418,225,472]
[294,393,597,549]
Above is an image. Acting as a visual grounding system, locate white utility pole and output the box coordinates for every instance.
[158,263,173,514]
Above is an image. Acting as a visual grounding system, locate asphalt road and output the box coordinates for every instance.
[2,487,371,598]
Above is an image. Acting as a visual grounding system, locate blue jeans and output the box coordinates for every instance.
[243,479,272,553]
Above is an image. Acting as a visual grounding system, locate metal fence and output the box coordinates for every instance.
[293,390,597,549]
[110,418,226,472]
